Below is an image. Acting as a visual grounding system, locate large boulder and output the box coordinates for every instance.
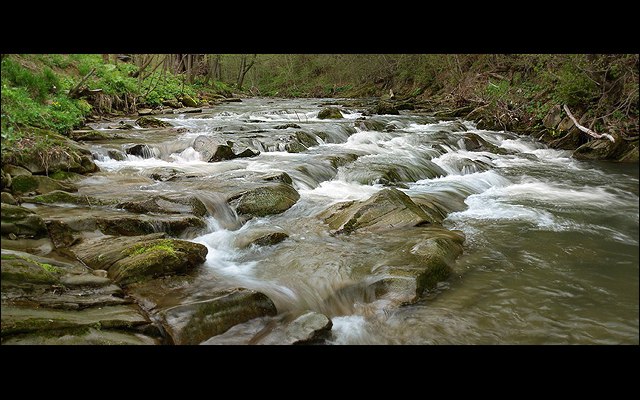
[233,184,300,217]
[10,175,77,195]
[317,107,343,119]
[320,188,433,234]
[193,135,236,162]
[108,239,208,285]
[284,131,319,153]
[617,142,639,162]
[573,138,623,161]
[160,288,277,345]
[373,101,400,115]
[70,233,208,285]
[180,94,199,108]
[135,116,172,128]
[0,203,47,238]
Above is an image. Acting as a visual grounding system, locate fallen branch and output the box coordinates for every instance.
[69,68,96,99]
[563,105,615,143]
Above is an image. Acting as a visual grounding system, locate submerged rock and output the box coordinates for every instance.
[462,133,512,155]
[160,288,277,345]
[274,123,301,130]
[371,228,465,304]
[236,230,289,248]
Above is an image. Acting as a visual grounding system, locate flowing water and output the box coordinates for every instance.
[88,98,638,344]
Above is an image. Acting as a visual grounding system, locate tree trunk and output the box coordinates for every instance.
[237,54,257,90]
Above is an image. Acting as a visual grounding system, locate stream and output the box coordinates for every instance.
[84,98,639,344]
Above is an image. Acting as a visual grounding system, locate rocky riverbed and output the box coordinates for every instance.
[2,98,637,344]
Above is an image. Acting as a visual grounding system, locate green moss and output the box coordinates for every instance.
[10,175,38,193]
[38,262,59,274]
[125,239,178,257]
[49,170,81,181]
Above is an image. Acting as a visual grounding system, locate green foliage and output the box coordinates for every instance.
[485,79,510,100]
[1,58,59,103]
[553,63,599,106]
[140,71,197,107]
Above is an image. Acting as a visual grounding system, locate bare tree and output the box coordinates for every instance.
[236,54,257,90]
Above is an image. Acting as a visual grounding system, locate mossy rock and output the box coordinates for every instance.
[180,94,199,108]
[1,192,17,205]
[1,251,62,285]
[1,203,47,238]
[21,190,112,206]
[135,116,172,128]
[373,101,400,115]
[317,107,343,119]
[3,164,31,177]
[49,170,83,181]
[1,169,12,190]
[573,138,623,161]
[11,174,77,195]
[160,288,277,345]
[2,328,158,345]
[0,305,150,337]
[107,239,208,286]
[1,128,98,175]
[234,184,300,217]
[320,188,432,234]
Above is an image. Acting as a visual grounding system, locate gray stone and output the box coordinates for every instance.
[160,288,277,345]
[285,311,333,344]
[320,188,432,234]
[234,184,300,217]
